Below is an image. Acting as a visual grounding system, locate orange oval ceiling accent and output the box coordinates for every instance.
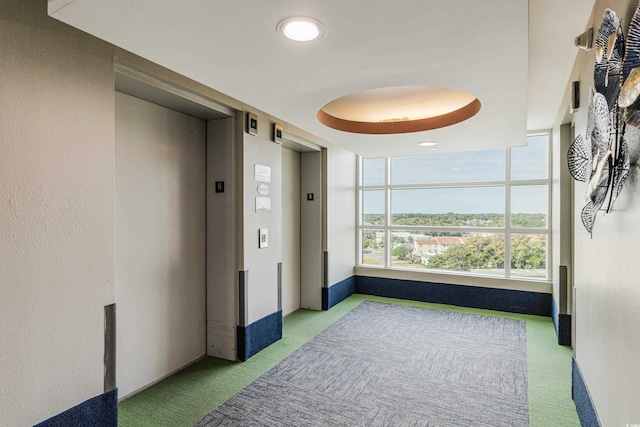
[317,86,481,134]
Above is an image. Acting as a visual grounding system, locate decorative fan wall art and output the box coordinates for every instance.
[594,9,624,109]
[568,7,640,236]
[581,201,596,234]
[621,4,640,126]
[621,71,640,125]
[589,90,612,156]
[567,135,591,182]
[612,136,630,201]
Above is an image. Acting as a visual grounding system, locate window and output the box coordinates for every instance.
[358,134,550,280]
[391,149,505,184]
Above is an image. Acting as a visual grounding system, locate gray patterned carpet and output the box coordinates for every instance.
[195,301,529,426]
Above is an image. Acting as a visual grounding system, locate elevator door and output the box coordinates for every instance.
[115,91,206,398]
[281,147,301,316]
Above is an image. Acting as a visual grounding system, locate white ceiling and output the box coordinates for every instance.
[49,0,595,157]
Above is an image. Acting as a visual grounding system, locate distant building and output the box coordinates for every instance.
[412,236,470,264]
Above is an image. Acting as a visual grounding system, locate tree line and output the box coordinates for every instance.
[364,212,546,228]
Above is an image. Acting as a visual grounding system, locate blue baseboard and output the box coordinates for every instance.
[33,388,117,427]
[322,276,356,310]
[557,314,571,346]
[552,297,572,346]
[572,357,601,426]
[355,276,551,316]
[237,310,282,361]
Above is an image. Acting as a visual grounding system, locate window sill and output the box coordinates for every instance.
[354,265,552,294]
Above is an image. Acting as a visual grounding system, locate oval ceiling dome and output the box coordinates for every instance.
[317,86,481,134]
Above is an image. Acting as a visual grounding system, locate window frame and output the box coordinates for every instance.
[357,132,552,281]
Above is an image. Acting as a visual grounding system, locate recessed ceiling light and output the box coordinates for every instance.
[277,17,324,42]
[418,141,437,147]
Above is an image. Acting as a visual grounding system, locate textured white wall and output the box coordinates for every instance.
[206,117,239,360]
[0,1,115,425]
[560,0,640,424]
[115,92,207,397]
[242,117,282,324]
[551,124,574,314]
[300,151,324,310]
[281,148,301,316]
[326,146,357,285]
[1,3,358,424]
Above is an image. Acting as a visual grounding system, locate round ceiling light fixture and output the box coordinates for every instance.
[277,17,324,42]
[317,86,481,134]
[418,141,438,147]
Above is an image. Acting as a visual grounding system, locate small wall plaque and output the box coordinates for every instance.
[272,123,283,144]
[254,164,271,183]
[571,81,580,110]
[246,112,258,136]
[259,228,269,248]
[256,196,271,212]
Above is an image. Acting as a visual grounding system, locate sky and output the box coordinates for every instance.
[362,135,548,214]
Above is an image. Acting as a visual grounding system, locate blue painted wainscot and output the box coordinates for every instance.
[237,310,282,361]
[572,356,601,426]
[322,276,356,310]
[33,388,118,427]
[552,296,572,346]
[355,276,551,316]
